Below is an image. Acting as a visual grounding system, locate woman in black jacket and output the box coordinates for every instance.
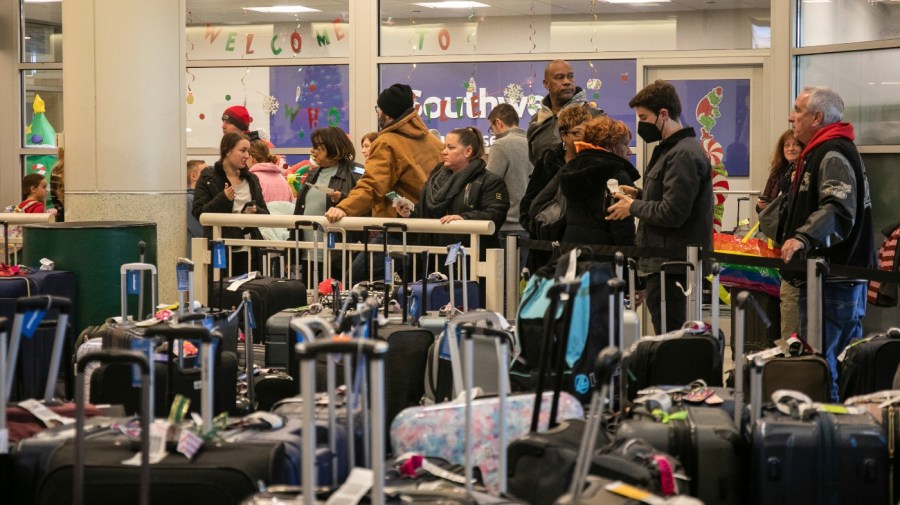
[560,116,640,252]
[293,126,363,281]
[193,132,270,274]
[400,126,509,252]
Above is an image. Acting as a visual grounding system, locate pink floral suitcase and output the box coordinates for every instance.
[390,391,584,492]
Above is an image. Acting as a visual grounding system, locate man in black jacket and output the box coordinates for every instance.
[607,80,713,335]
[781,85,875,401]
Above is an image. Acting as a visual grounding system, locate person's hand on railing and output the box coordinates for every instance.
[440,214,463,224]
[324,207,346,223]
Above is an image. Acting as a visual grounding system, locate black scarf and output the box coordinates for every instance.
[422,158,485,216]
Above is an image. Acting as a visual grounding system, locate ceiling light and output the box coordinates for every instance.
[605,0,672,3]
[414,2,491,8]
[243,5,321,14]
[24,0,62,3]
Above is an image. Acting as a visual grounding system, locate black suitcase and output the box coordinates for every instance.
[36,349,294,505]
[838,328,900,400]
[210,276,307,343]
[748,357,890,505]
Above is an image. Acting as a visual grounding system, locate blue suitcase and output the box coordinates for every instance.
[395,279,482,310]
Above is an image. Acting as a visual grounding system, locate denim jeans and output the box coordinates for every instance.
[798,280,867,402]
[350,232,401,286]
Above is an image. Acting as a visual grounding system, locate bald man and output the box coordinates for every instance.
[526,59,603,163]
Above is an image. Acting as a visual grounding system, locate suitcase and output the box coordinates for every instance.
[1,271,77,401]
[555,347,696,505]
[844,390,900,504]
[36,349,296,505]
[507,277,620,505]
[622,261,724,401]
[748,357,890,505]
[210,276,307,344]
[838,328,900,400]
[241,337,390,505]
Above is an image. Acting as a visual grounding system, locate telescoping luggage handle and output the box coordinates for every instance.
[530,279,582,433]
[289,315,351,485]
[176,258,195,317]
[568,347,622,502]
[142,324,218,433]
[738,290,774,429]
[295,338,389,505]
[461,325,513,495]
[120,262,158,322]
[607,276,626,412]
[806,257,828,354]
[362,223,409,295]
[295,220,326,304]
[0,317,9,455]
[445,243,470,315]
[445,310,508,399]
[325,226,349,289]
[74,350,152,505]
[659,260,695,334]
[5,296,73,404]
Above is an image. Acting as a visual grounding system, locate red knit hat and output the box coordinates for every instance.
[222,105,252,132]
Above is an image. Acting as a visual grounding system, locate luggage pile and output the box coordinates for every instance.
[1,236,899,505]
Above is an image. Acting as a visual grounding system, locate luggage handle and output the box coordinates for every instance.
[750,355,765,427]
[176,257,195,317]
[74,350,152,505]
[659,260,695,334]
[145,324,218,432]
[295,337,388,505]
[530,279,582,433]
[388,251,410,323]
[606,278,626,415]
[0,317,8,455]
[569,347,622,501]
[734,290,771,429]
[461,325,512,495]
[120,263,158,322]
[6,295,73,404]
[295,220,324,304]
[805,257,828,354]
[325,226,349,289]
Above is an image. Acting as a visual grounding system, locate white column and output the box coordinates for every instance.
[349,0,379,144]
[63,0,186,300]
[0,1,20,207]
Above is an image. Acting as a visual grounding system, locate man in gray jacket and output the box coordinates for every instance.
[608,80,713,335]
[487,103,531,236]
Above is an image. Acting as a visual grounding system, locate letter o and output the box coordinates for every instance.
[438,29,450,51]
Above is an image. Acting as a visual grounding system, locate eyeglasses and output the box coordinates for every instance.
[488,119,497,135]
[559,128,569,137]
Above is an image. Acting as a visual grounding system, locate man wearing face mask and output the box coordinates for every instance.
[607,79,713,335]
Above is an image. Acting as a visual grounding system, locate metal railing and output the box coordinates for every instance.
[192,214,505,313]
[1,213,57,265]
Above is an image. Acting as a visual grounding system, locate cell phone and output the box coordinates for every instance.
[241,201,256,212]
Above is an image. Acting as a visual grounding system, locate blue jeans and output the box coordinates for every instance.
[798,280,866,402]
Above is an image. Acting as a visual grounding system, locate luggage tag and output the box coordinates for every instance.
[19,399,74,428]
[384,255,393,284]
[21,308,47,338]
[130,337,154,387]
[445,243,461,266]
[684,384,714,404]
[176,427,204,460]
[176,262,190,292]
[326,232,337,250]
[212,241,227,269]
[122,420,169,466]
[605,481,666,505]
[325,468,374,505]
[126,270,141,295]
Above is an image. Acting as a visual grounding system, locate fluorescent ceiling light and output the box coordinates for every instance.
[24,0,62,3]
[243,5,321,14]
[414,2,491,8]
[605,0,672,3]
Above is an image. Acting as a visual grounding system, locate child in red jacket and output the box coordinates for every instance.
[18,173,47,213]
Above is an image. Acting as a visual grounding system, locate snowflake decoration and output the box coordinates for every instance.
[262,94,280,116]
[504,83,523,103]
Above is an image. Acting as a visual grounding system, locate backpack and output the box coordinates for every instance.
[867,222,900,307]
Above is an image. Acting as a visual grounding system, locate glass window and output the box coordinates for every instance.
[23,69,63,148]
[799,1,900,47]
[379,0,770,56]
[22,1,62,63]
[380,59,637,144]
[862,154,900,237]
[797,50,900,145]
[186,65,350,149]
[186,0,350,61]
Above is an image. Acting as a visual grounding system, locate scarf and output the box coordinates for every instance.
[422,158,485,216]
[791,122,854,195]
[573,141,609,154]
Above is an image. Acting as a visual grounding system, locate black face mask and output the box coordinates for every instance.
[637,119,662,144]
